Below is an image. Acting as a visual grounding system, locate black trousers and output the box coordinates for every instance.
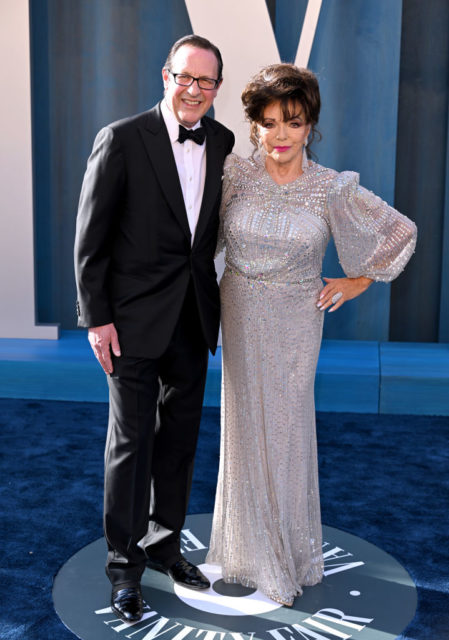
[104,283,209,588]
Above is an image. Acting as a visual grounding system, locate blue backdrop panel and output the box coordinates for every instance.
[30,0,53,322]
[390,0,449,342]
[306,0,403,341]
[31,0,193,330]
[440,112,449,342]
[274,0,308,63]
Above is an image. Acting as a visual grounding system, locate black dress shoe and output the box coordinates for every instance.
[111,586,143,623]
[147,557,210,590]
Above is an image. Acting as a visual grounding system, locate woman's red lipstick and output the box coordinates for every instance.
[274,146,290,152]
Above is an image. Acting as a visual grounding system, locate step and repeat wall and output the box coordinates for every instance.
[2,0,448,341]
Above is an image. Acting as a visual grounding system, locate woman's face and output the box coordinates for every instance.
[257,101,310,167]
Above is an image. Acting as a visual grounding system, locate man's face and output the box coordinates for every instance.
[162,45,222,128]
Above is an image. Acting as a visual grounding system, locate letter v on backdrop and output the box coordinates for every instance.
[185,0,322,156]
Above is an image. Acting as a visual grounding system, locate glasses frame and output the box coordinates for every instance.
[167,70,220,91]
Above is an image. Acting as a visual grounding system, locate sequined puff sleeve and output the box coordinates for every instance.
[327,172,417,282]
[215,154,239,257]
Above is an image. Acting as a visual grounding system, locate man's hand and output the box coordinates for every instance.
[88,323,121,374]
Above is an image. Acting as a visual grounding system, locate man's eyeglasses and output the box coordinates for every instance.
[167,70,219,91]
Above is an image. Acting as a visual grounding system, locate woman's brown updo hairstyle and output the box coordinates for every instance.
[241,64,321,157]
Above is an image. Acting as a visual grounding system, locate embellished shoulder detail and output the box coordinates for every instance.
[223,152,249,171]
[220,153,268,204]
[328,170,360,195]
[309,162,338,181]
[223,153,259,182]
[220,154,249,203]
[306,163,338,194]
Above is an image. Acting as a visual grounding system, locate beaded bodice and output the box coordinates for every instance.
[219,153,416,285]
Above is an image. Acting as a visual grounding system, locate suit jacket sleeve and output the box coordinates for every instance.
[74,126,125,327]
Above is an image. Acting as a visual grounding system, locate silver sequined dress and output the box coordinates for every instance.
[206,153,417,605]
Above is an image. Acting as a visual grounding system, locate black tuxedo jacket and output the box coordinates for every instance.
[74,103,234,358]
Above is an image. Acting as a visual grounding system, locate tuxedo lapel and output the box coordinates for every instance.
[193,117,223,248]
[138,104,191,241]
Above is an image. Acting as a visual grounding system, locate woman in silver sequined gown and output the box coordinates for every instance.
[206,65,417,606]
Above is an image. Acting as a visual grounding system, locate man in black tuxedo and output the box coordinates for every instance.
[74,35,234,623]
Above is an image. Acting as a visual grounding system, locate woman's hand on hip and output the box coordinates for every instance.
[317,276,373,312]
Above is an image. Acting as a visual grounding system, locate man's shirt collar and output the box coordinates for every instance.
[161,100,202,144]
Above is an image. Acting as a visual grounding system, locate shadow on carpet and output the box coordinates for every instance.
[0,399,448,639]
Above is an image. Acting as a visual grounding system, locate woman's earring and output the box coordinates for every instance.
[255,129,266,155]
[302,141,309,171]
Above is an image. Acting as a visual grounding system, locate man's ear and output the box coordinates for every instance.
[162,68,170,89]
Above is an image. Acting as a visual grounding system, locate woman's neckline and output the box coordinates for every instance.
[251,151,314,187]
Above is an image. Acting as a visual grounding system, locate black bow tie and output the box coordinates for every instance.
[178,125,206,145]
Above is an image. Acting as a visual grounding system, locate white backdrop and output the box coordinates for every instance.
[186,0,322,283]
[0,1,58,338]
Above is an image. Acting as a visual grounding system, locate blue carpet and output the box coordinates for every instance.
[0,399,448,639]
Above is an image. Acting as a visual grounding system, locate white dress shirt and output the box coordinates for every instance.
[161,100,206,243]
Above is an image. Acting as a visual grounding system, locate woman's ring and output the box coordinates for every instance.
[331,292,343,304]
